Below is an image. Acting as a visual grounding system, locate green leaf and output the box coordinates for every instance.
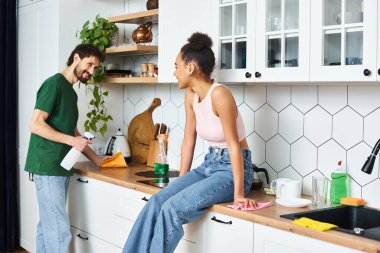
[94,29,102,38]
[92,110,96,116]
[86,112,92,118]
[100,123,107,136]
[82,20,89,29]
[108,115,113,121]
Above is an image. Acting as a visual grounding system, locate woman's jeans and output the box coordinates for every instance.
[123,147,253,253]
[34,175,71,253]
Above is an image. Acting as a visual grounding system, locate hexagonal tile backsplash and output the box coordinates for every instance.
[123,84,380,208]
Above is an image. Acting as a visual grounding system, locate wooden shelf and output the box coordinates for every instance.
[108,9,158,24]
[104,76,158,84]
[105,45,158,56]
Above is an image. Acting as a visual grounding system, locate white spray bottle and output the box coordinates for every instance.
[60,132,95,170]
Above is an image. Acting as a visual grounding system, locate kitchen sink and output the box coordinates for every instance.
[281,206,380,241]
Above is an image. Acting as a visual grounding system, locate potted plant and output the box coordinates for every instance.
[77,15,118,136]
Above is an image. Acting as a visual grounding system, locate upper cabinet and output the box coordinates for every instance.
[310,0,378,82]
[158,0,214,83]
[255,0,310,82]
[213,0,255,83]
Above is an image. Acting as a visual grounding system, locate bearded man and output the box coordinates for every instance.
[25,44,109,253]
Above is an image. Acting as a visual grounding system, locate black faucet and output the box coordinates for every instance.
[362,138,380,174]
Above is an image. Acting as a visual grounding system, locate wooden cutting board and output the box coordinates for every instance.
[128,98,161,163]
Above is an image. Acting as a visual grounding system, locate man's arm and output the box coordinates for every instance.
[29,109,90,151]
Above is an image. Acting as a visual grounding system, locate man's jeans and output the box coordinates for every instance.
[34,175,71,253]
[123,147,253,253]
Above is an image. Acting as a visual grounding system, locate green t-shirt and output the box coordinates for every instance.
[25,73,79,176]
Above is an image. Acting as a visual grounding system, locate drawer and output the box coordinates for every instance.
[113,185,151,221]
[70,227,120,253]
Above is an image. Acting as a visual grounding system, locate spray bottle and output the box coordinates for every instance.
[60,132,94,170]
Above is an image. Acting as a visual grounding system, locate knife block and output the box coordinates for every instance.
[147,139,168,167]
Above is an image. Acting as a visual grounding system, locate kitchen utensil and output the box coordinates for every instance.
[312,176,328,208]
[251,164,269,190]
[132,22,153,44]
[128,98,161,163]
[153,123,160,139]
[275,198,311,208]
[105,128,131,161]
[146,0,158,10]
[276,180,302,199]
[148,63,155,77]
[159,123,167,134]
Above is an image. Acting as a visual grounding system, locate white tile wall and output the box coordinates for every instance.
[122,84,380,208]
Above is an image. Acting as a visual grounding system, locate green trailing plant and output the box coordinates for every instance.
[77,15,118,136]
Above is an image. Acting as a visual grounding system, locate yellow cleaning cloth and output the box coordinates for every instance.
[292,217,338,231]
[101,152,127,168]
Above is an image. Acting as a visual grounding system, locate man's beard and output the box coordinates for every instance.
[75,66,91,83]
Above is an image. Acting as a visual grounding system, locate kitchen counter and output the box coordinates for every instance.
[74,161,380,253]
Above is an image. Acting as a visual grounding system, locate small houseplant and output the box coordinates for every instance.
[77,15,118,136]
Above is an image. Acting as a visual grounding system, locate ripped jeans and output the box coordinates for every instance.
[122,147,252,253]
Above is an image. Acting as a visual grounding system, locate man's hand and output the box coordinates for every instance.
[69,136,91,152]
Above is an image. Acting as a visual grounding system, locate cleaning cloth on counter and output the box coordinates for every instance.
[101,152,127,168]
[292,217,338,231]
[227,201,272,211]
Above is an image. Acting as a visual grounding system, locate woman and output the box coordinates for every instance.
[123,32,256,253]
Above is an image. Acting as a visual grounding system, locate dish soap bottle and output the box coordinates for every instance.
[330,160,349,204]
[154,134,169,176]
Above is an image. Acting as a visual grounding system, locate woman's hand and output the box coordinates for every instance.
[234,197,258,209]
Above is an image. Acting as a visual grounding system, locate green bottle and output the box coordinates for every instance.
[330,160,349,205]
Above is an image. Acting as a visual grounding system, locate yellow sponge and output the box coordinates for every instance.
[340,197,365,206]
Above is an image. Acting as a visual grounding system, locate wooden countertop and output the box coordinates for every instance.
[73,161,380,253]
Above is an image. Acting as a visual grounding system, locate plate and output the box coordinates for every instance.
[275,198,312,208]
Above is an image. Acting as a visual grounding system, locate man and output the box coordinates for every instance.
[25,44,109,253]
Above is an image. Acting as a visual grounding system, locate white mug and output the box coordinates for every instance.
[277,180,301,199]
[270,178,291,197]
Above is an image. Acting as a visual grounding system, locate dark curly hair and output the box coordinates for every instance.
[180,32,215,80]
[67,44,103,66]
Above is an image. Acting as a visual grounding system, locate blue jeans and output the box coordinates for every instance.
[34,175,71,253]
[123,147,252,253]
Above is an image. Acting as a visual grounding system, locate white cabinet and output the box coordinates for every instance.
[254,223,364,253]
[68,175,117,246]
[158,0,214,83]
[203,211,254,253]
[255,0,310,82]
[70,227,120,253]
[310,0,378,82]
[18,0,43,8]
[212,0,256,83]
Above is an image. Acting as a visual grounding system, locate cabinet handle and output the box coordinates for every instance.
[363,69,371,76]
[76,178,88,183]
[245,72,252,78]
[76,233,89,240]
[255,72,261,78]
[211,216,232,225]
[141,196,149,202]
[378,69,380,75]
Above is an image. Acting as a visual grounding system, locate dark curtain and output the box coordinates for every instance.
[0,0,19,251]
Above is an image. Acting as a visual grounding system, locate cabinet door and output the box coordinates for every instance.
[67,175,116,246]
[70,227,121,253]
[255,0,310,82]
[254,223,364,253]
[18,0,42,8]
[158,0,214,83]
[203,211,254,253]
[310,0,377,82]
[214,0,256,83]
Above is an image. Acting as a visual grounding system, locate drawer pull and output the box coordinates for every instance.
[76,233,89,240]
[76,178,88,183]
[211,216,232,225]
[141,196,149,202]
